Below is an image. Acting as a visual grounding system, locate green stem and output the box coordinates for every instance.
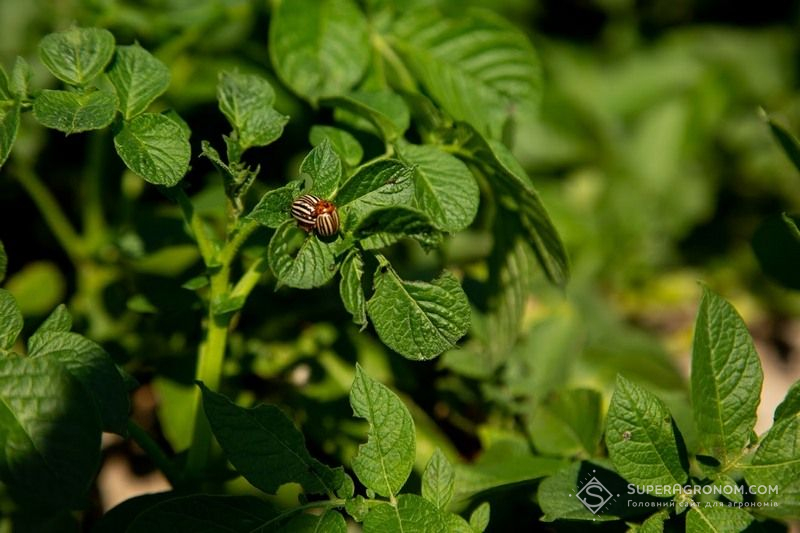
[184,218,261,478]
[127,419,181,487]
[12,165,86,263]
[371,33,417,93]
[230,255,270,301]
[185,262,232,478]
[83,130,108,252]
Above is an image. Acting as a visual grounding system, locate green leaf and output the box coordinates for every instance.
[366,263,469,360]
[280,510,347,532]
[391,9,541,137]
[0,98,20,168]
[469,502,490,532]
[310,125,363,167]
[0,241,6,283]
[303,137,342,198]
[28,331,130,435]
[127,494,276,532]
[200,384,345,495]
[528,388,603,457]
[339,249,367,327]
[0,289,22,350]
[363,494,449,533]
[605,375,688,496]
[685,506,753,533]
[32,89,117,134]
[324,91,410,141]
[218,71,287,154]
[152,378,194,452]
[269,0,369,101]
[9,57,30,98]
[640,509,670,533]
[454,440,564,504]
[114,113,191,186]
[0,356,101,508]
[744,411,800,519]
[350,364,415,497]
[268,220,340,289]
[335,159,415,224]
[766,114,800,173]
[38,27,115,86]
[0,65,9,99]
[691,288,762,467]
[354,206,442,249]
[248,181,303,228]
[450,123,568,285]
[107,44,170,119]
[345,495,369,522]
[774,379,800,422]
[5,261,66,316]
[32,304,73,337]
[422,448,455,509]
[398,143,478,232]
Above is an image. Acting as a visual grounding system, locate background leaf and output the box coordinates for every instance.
[33,89,117,134]
[450,123,569,285]
[113,113,191,186]
[267,220,340,289]
[691,288,762,467]
[269,0,369,101]
[107,44,170,119]
[366,265,469,360]
[310,125,363,167]
[324,91,410,141]
[527,388,603,457]
[391,9,541,137]
[350,364,415,497]
[605,375,688,496]
[38,27,114,86]
[201,384,345,495]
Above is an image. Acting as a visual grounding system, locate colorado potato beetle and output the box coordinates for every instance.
[290,194,340,237]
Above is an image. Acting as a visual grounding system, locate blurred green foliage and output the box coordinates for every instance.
[1,0,799,531]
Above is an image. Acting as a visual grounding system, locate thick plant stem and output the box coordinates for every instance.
[83,131,108,252]
[185,263,232,478]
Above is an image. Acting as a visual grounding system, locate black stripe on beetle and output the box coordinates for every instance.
[290,195,340,236]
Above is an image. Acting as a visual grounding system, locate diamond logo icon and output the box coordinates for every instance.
[575,476,613,514]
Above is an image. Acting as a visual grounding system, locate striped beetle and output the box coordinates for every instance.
[290,194,340,237]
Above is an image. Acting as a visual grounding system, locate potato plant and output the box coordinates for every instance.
[0,1,798,532]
